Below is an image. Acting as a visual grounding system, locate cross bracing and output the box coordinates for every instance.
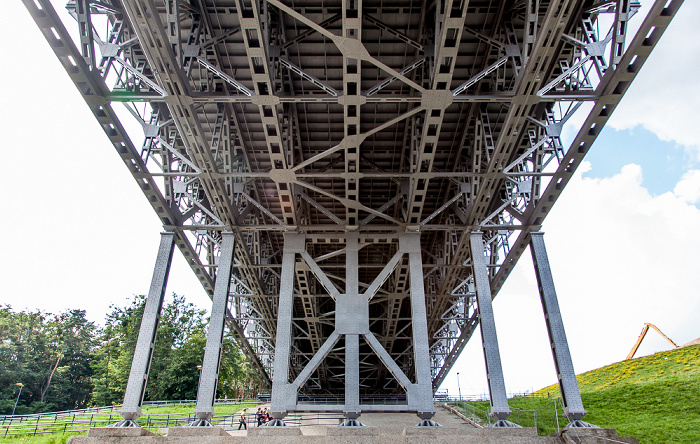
[24,0,682,417]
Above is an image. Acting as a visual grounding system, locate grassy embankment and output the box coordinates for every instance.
[452,344,700,443]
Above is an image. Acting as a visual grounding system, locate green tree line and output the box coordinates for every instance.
[0,294,260,415]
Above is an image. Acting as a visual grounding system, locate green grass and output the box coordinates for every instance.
[536,344,700,444]
[0,433,84,444]
[140,402,258,415]
[452,344,700,443]
[451,396,568,436]
[0,402,261,443]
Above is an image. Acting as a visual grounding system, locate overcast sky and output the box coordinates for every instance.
[1,1,698,401]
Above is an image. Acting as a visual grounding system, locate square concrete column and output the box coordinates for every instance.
[469,231,511,421]
[119,232,175,424]
[529,232,587,421]
[192,232,236,423]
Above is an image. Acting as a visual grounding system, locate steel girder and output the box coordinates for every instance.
[23,0,683,403]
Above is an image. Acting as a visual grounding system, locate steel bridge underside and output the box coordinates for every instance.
[24,0,682,416]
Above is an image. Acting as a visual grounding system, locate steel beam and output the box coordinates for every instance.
[22,0,687,414]
[193,233,236,423]
[529,232,587,421]
[344,334,360,418]
[119,232,175,423]
[469,231,511,421]
[401,233,435,419]
[270,233,304,420]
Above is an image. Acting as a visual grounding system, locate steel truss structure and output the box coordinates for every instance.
[23,0,683,426]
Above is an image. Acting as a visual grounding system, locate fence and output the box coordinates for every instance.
[1,399,260,437]
[3,394,570,437]
[448,397,569,435]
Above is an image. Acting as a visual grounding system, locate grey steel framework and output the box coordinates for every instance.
[23,0,683,426]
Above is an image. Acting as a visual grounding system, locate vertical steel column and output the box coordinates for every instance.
[402,233,436,419]
[119,232,175,423]
[529,232,587,421]
[344,235,360,418]
[192,232,236,424]
[269,233,304,423]
[469,231,511,420]
[345,334,360,417]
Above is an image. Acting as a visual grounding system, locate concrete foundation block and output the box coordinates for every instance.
[87,427,157,437]
[327,426,379,436]
[247,426,303,437]
[166,427,230,436]
[477,427,539,438]
[406,426,481,437]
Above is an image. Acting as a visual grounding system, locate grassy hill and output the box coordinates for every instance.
[451,344,699,442]
[535,344,700,443]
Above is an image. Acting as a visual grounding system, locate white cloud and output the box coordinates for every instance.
[442,162,700,396]
[609,2,700,154]
[673,169,700,204]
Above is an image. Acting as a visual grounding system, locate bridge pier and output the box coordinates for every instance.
[529,232,595,428]
[268,232,438,426]
[469,232,518,427]
[269,233,303,425]
[116,232,175,426]
[191,232,236,426]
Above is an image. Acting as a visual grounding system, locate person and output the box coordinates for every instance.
[238,409,247,430]
[256,408,263,427]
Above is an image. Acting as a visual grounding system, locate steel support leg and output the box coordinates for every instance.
[469,232,514,424]
[269,233,304,425]
[343,334,361,421]
[529,232,594,427]
[117,232,175,425]
[401,233,438,425]
[191,233,236,425]
[342,235,362,424]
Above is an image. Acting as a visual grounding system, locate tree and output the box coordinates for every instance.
[91,293,253,403]
[0,306,96,414]
[0,294,257,414]
[46,310,97,409]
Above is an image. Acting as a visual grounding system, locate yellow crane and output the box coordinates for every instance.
[626,323,678,360]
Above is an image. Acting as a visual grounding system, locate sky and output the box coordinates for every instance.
[1,1,698,402]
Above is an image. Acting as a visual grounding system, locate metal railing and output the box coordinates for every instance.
[447,398,569,434]
[1,399,261,437]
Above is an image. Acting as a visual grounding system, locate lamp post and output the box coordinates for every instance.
[456,372,462,402]
[12,383,24,416]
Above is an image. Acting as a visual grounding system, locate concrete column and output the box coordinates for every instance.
[269,233,304,421]
[469,231,511,420]
[119,232,175,423]
[193,232,236,423]
[401,233,435,419]
[530,232,587,421]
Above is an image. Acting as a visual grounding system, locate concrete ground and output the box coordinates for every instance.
[69,405,639,444]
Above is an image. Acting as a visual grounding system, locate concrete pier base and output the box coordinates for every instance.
[69,408,638,444]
